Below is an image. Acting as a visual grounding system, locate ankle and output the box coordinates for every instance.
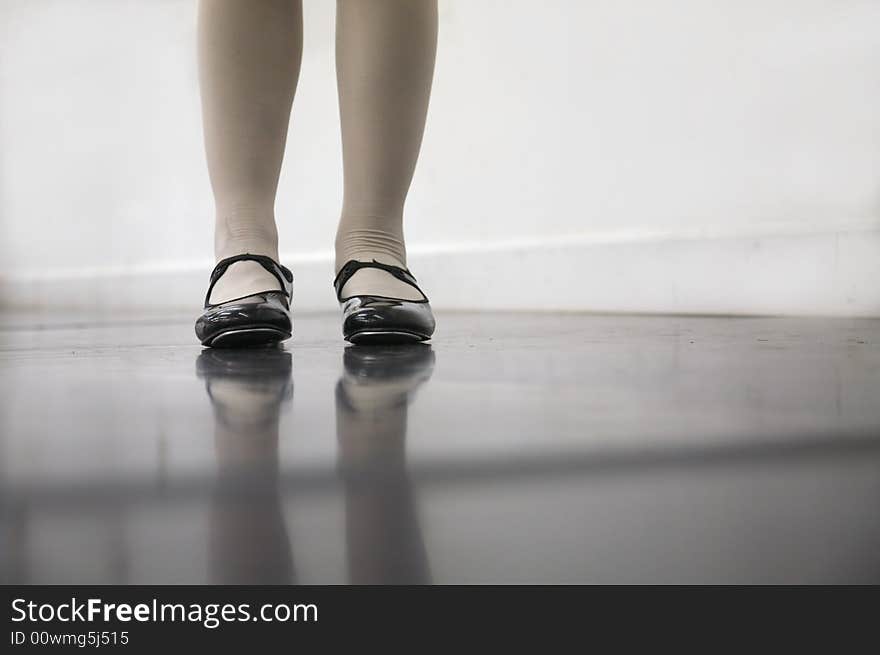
[335,223,406,273]
[215,211,279,262]
[335,250,406,274]
[216,240,279,263]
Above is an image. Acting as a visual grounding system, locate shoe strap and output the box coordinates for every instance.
[205,253,293,308]
[332,259,427,302]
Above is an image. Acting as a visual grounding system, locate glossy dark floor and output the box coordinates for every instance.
[2,311,879,584]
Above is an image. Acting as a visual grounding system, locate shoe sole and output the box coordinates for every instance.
[346,329,429,345]
[203,326,291,349]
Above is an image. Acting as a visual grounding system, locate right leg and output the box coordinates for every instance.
[198,0,302,304]
[199,349,295,583]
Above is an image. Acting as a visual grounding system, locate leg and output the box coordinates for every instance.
[335,0,438,301]
[336,346,434,583]
[198,0,302,304]
[199,349,295,583]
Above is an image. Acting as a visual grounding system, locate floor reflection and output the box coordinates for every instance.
[195,343,435,585]
[7,314,880,583]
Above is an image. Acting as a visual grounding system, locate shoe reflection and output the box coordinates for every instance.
[336,344,435,584]
[196,343,435,585]
[196,347,295,584]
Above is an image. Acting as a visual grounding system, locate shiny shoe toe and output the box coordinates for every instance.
[341,296,435,344]
[196,292,292,348]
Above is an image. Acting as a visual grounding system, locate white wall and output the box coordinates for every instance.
[1,0,879,315]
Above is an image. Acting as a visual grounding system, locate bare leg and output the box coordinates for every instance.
[335,0,438,301]
[198,0,302,304]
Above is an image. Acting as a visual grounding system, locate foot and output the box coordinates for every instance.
[212,217,282,304]
[335,254,425,302]
[209,260,283,305]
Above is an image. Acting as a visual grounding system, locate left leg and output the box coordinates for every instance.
[334,0,438,301]
[335,346,433,583]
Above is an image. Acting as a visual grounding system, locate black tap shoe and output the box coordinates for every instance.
[332,259,436,345]
[195,254,293,348]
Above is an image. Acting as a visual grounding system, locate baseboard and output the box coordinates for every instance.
[2,228,880,317]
